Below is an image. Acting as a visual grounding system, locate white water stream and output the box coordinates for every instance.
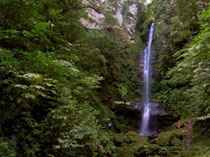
[140,23,155,136]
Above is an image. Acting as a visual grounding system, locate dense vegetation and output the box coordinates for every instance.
[137,0,210,155]
[0,0,141,156]
[137,0,209,130]
[149,0,210,135]
[138,0,210,150]
[149,0,209,119]
[0,0,210,156]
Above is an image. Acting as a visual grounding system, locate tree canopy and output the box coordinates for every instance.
[0,0,210,156]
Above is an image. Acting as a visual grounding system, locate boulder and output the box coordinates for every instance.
[155,103,180,132]
[113,131,168,157]
[157,129,183,146]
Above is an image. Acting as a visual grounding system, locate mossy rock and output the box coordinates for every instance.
[179,151,194,157]
[191,146,210,156]
[117,124,132,133]
[126,131,148,142]
[165,146,183,153]
[162,146,186,156]
[116,143,168,157]
[157,129,183,146]
[171,138,183,146]
[114,131,148,147]
[149,138,157,144]
[114,132,168,156]
[169,129,183,138]
[157,132,171,146]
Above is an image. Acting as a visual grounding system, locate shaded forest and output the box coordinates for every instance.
[0,0,209,156]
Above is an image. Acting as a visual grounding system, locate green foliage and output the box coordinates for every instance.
[0,138,16,157]
[157,129,183,146]
[38,73,116,156]
[197,114,210,121]
[103,14,118,26]
[1,0,209,155]
[137,0,208,97]
[81,30,139,103]
[117,84,128,99]
[0,48,20,67]
[0,70,58,156]
[160,3,210,117]
[114,131,168,156]
[190,134,210,156]
[0,0,140,156]
[139,1,209,123]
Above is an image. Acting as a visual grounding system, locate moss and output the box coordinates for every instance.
[170,129,183,138]
[149,138,157,144]
[165,146,183,152]
[171,138,183,146]
[190,134,210,156]
[179,151,193,157]
[117,124,131,133]
[192,134,210,147]
[157,129,183,146]
[114,132,168,156]
[106,26,130,42]
[157,131,171,146]
[114,131,148,146]
[116,143,168,157]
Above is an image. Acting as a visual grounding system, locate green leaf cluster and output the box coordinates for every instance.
[137,0,210,136]
[0,138,16,157]
[0,0,140,156]
[164,3,210,117]
[0,70,58,156]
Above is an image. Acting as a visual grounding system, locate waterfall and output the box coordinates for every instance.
[140,23,155,136]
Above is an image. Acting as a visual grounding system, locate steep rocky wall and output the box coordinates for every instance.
[81,0,138,38]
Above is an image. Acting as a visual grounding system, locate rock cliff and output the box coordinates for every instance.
[81,0,139,39]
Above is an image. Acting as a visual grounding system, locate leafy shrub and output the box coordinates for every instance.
[0,138,16,157]
[0,70,58,156]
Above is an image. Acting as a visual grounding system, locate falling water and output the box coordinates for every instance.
[140,23,155,136]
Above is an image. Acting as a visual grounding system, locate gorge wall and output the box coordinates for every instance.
[81,0,139,39]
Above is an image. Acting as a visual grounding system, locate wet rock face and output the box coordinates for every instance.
[110,102,180,133]
[155,103,180,132]
[134,102,180,133]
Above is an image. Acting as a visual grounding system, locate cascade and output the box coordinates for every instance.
[139,23,156,136]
